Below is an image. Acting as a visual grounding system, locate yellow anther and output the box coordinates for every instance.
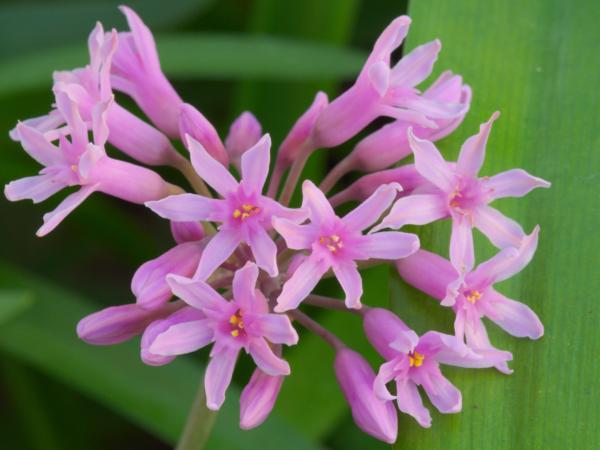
[241,212,250,219]
[320,235,344,253]
[326,244,337,252]
[319,237,326,244]
[409,351,425,368]
[71,165,78,172]
[233,209,242,218]
[229,315,239,325]
[231,329,240,337]
[466,290,482,304]
[233,204,260,220]
[242,204,254,212]
[331,235,340,242]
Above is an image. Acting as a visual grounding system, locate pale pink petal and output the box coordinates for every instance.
[241,134,271,193]
[272,217,315,250]
[375,194,448,231]
[275,256,329,312]
[249,338,290,376]
[418,365,462,414]
[5,174,64,203]
[367,61,390,97]
[391,40,441,87]
[194,229,242,280]
[170,221,204,244]
[187,135,238,197]
[485,290,544,339]
[470,226,539,287]
[474,205,525,249]
[363,308,411,360]
[396,378,431,427]
[247,313,298,345]
[441,274,465,307]
[450,218,474,272]
[205,345,240,410]
[119,5,160,71]
[179,104,228,165]
[239,368,284,430]
[464,315,513,374]
[232,262,259,310]
[456,112,499,177]
[342,183,401,231]
[225,111,262,169]
[400,96,466,119]
[146,194,219,221]
[484,169,551,201]
[418,331,494,368]
[36,184,98,237]
[373,359,398,401]
[149,320,214,355]
[301,180,336,224]
[15,123,60,166]
[166,274,228,312]
[395,250,457,301]
[247,225,278,277]
[261,197,308,224]
[355,231,419,260]
[389,329,420,354]
[409,128,455,192]
[332,259,363,309]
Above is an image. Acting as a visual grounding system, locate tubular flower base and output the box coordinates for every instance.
[5,7,550,445]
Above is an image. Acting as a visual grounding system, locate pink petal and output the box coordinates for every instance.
[470,226,539,287]
[232,262,259,311]
[241,134,271,194]
[363,308,411,360]
[272,218,315,250]
[332,259,363,309]
[391,40,441,87]
[375,194,448,231]
[15,123,60,166]
[485,290,544,339]
[450,217,474,272]
[239,368,284,430]
[180,104,229,166]
[418,365,462,414]
[249,338,291,376]
[149,320,214,355]
[187,135,238,197]
[301,180,336,224]
[275,256,329,312]
[36,184,98,237]
[395,250,457,301]
[247,225,278,277]
[205,345,240,410]
[355,231,419,260]
[463,315,513,374]
[247,313,298,346]
[119,6,160,71]
[261,197,309,223]
[395,377,431,427]
[166,274,228,312]
[342,183,401,231]
[146,194,219,222]
[170,221,204,244]
[418,331,494,368]
[367,61,390,97]
[400,96,467,120]
[194,229,242,280]
[456,112,499,177]
[373,359,398,401]
[484,168,551,201]
[5,174,64,203]
[225,111,262,169]
[409,128,455,192]
[474,205,525,249]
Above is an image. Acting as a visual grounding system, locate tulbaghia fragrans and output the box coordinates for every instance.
[4,6,551,445]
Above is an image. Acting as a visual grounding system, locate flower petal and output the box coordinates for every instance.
[272,217,315,250]
[247,224,278,277]
[332,259,363,309]
[187,134,238,197]
[456,112,499,177]
[37,184,98,237]
[5,173,64,203]
[418,365,462,414]
[205,345,239,410]
[396,250,457,301]
[355,231,419,260]
[247,313,299,346]
[418,331,494,368]
[485,290,544,339]
[409,128,454,192]
[275,256,329,312]
[249,337,291,376]
[232,262,259,311]
[342,183,401,231]
[146,194,219,222]
[375,194,448,231]
[241,134,271,193]
[391,39,441,87]
[474,205,525,249]
[463,314,513,374]
[484,168,551,201]
[167,274,228,312]
[15,122,61,166]
[239,368,284,430]
[194,228,242,280]
[450,217,474,273]
[149,320,214,355]
[395,377,431,428]
[301,180,336,224]
[373,359,398,401]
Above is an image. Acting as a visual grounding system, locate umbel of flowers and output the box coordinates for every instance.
[5,7,550,444]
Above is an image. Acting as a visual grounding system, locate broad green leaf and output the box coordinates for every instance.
[0,34,365,98]
[0,290,32,325]
[0,263,320,450]
[390,0,600,449]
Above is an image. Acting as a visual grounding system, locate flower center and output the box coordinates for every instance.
[464,289,482,304]
[409,351,425,368]
[232,204,261,221]
[319,234,343,253]
[228,311,245,337]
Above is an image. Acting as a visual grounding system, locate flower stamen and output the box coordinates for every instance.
[232,204,260,221]
[319,234,343,253]
[409,351,425,367]
[465,290,482,304]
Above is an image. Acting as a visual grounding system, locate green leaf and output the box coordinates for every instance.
[0,290,33,325]
[0,34,365,98]
[390,0,600,449]
[0,263,320,450]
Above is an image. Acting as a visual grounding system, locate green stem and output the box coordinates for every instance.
[176,382,217,450]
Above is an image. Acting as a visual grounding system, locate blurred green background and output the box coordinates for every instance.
[0,0,598,449]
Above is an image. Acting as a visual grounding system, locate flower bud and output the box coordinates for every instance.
[239,368,284,429]
[362,308,412,360]
[179,103,229,166]
[170,221,204,244]
[225,111,262,169]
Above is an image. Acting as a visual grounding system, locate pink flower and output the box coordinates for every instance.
[5,91,179,236]
[334,348,398,443]
[396,227,542,373]
[313,16,467,148]
[363,308,510,427]
[111,6,183,138]
[376,113,550,272]
[146,134,305,278]
[273,181,419,311]
[240,366,284,430]
[148,263,298,410]
[179,103,229,166]
[225,111,263,170]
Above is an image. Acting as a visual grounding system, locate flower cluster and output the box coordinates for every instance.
[5,8,550,443]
